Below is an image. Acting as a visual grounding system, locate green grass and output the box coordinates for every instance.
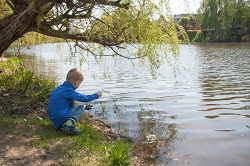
[0,116,16,132]
[100,140,131,166]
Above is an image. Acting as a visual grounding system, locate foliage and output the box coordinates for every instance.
[179,17,190,30]
[192,31,205,42]
[183,31,206,42]
[189,15,197,27]
[197,0,250,42]
[0,0,188,77]
[0,0,12,19]
[179,14,198,30]
[0,57,57,116]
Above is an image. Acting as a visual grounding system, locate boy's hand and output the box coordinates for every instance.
[85,104,93,110]
[97,91,102,97]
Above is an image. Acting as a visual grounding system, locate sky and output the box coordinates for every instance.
[169,0,202,14]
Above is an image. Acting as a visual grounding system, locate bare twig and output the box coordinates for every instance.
[102,88,121,113]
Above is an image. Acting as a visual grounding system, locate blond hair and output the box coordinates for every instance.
[66,68,83,83]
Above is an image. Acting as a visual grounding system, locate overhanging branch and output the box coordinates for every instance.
[74,41,147,60]
[31,26,124,47]
[84,0,129,9]
[74,41,140,60]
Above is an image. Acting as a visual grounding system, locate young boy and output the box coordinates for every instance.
[47,68,102,135]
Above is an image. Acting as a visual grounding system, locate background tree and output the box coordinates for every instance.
[0,0,187,76]
[179,14,198,31]
[179,16,190,31]
[198,0,250,42]
[189,14,197,27]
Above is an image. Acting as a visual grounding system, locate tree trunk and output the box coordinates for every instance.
[0,9,38,56]
[0,0,50,56]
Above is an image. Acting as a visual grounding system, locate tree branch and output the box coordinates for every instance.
[0,14,17,31]
[83,0,129,9]
[74,41,146,60]
[31,26,124,46]
[74,41,136,60]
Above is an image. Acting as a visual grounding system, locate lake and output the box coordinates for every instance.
[10,43,250,166]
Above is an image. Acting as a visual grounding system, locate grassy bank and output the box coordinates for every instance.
[0,57,137,165]
[0,57,56,116]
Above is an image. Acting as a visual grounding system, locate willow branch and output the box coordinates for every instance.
[31,26,124,46]
[84,0,129,9]
[6,0,14,11]
[75,41,144,60]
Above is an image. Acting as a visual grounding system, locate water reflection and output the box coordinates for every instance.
[7,43,250,165]
[197,43,250,117]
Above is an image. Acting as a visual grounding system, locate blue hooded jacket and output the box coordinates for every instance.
[47,81,99,129]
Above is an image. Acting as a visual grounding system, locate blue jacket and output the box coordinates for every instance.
[47,81,99,129]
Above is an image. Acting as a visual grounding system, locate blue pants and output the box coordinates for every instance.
[68,105,84,124]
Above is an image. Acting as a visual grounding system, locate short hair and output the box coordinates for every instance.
[66,68,83,83]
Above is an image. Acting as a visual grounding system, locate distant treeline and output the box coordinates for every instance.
[179,30,250,43]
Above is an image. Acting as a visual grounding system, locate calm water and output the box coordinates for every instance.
[10,43,250,165]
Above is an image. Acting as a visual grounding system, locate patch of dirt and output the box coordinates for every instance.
[0,120,65,166]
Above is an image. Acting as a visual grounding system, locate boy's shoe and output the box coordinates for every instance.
[61,123,81,135]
